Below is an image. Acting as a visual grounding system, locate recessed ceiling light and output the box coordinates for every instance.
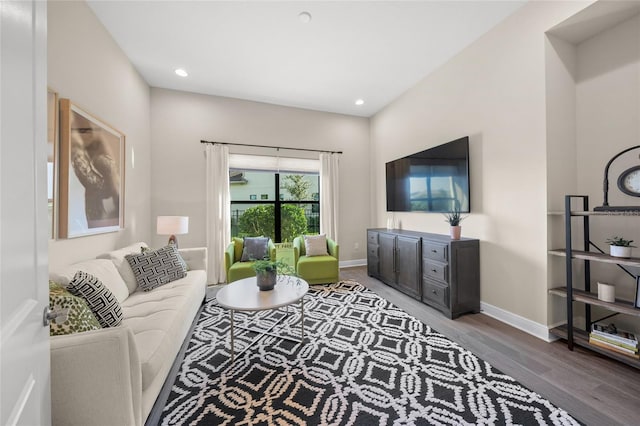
[355,99,365,106]
[175,68,188,77]
[298,11,312,23]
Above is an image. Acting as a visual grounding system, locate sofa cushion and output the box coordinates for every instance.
[304,234,328,257]
[241,237,269,261]
[50,258,130,304]
[49,281,101,336]
[121,270,206,390]
[126,245,187,292]
[97,242,149,294]
[228,261,258,283]
[67,271,123,328]
[296,255,338,281]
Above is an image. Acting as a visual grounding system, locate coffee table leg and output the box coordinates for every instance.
[230,309,235,362]
[300,297,304,342]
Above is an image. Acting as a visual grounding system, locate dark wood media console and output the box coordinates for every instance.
[367,228,480,319]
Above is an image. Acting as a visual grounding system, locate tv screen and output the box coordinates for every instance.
[386,137,470,213]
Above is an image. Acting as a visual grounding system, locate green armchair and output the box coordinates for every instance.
[225,237,276,283]
[293,236,339,285]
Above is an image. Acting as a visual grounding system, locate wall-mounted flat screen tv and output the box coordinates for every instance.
[386,136,470,213]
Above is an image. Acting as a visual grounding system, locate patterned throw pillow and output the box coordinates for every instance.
[141,244,189,271]
[304,234,329,257]
[241,237,270,262]
[126,244,187,292]
[49,281,102,336]
[66,271,123,328]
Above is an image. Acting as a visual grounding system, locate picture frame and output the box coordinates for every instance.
[635,276,640,309]
[58,99,125,238]
[47,88,59,239]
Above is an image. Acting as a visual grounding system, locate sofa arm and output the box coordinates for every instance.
[292,237,302,265]
[224,242,235,278]
[179,247,208,272]
[51,327,142,426]
[328,238,339,260]
[268,239,277,261]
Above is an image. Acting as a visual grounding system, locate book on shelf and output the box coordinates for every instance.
[591,322,638,347]
[589,338,640,359]
[589,332,638,352]
[590,333,639,352]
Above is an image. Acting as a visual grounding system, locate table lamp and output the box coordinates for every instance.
[157,216,189,247]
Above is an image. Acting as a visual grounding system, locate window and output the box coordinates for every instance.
[230,170,320,242]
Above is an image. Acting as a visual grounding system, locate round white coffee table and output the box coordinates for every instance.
[216,275,309,362]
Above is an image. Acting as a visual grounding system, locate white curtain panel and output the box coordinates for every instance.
[205,144,231,284]
[320,152,339,242]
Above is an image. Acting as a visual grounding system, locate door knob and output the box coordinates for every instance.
[43,306,68,326]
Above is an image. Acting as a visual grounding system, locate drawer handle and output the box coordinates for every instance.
[431,269,437,273]
[432,289,437,294]
[431,249,437,253]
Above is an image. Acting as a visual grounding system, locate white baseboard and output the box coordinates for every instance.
[340,259,367,268]
[480,301,555,342]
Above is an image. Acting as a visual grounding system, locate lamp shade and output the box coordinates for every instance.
[157,216,189,235]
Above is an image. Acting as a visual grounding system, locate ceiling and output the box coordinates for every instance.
[87,1,526,117]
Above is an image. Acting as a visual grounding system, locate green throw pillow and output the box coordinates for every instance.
[49,281,101,336]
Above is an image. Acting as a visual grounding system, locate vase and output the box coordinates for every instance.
[256,270,277,291]
[609,245,631,258]
[597,282,616,302]
[450,225,461,240]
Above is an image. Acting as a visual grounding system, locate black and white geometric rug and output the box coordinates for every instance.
[160,281,580,425]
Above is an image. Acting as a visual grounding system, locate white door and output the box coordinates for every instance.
[0,1,50,425]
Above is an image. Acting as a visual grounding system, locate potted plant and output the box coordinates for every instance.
[252,259,296,291]
[605,236,636,258]
[443,208,466,240]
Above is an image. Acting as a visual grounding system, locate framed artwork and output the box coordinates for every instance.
[47,88,59,239]
[58,99,125,238]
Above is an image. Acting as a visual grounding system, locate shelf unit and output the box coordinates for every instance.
[548,195,640,368]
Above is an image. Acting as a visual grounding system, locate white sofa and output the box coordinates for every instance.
[49,242,207,426]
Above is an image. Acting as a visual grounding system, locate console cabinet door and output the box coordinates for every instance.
[378,233,396,286]
[367,231,379,277]
[395,235,421,299]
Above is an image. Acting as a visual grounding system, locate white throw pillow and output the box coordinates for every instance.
[304,234,329,257]
[97,242,149,294]
[49,259,129,304]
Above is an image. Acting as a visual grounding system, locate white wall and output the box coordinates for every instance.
[149,88,370,261]
[370,1,591,327]
[545,10,640,328]
[575,13,640,308]
[47,1,151,270]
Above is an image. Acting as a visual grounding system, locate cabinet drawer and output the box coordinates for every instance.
[423,259,448,283]
[423,240,448,262]
[367,246,378,258]
[423,280,449,308]
[367,231,378,244]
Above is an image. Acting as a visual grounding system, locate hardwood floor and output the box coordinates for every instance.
[340,266,640,426]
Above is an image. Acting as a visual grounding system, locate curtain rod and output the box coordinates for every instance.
[200,140,342,154]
